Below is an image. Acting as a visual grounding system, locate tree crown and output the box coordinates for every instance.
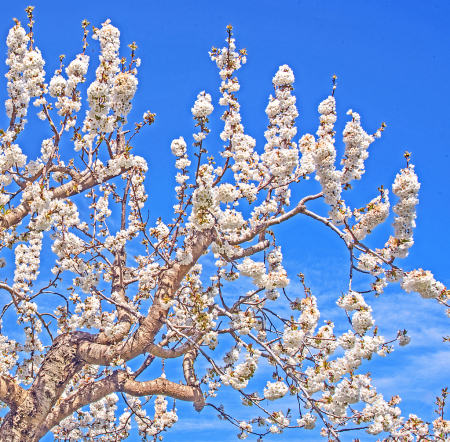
[0,6,448,442]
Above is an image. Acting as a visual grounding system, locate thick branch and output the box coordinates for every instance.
[0,164,132,230]
[0,377,27,410]
[0,333,87,442]
[3,229,215,439]
[147,333,203,359]
[47,166,82,181]
[123,377,204,411]
[96,249,133,345]
[182,346,200,387]
[36,372,204,440]
[225,239,270,261]
[77,229,216,366]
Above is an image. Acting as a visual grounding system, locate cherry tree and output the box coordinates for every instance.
[0,7,448,442]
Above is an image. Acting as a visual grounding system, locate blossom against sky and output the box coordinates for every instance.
[0,0,449,440]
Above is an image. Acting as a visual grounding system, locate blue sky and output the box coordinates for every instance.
[0,0,449,440]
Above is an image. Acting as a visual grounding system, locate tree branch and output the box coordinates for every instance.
[182,346,200,387]
[36,371,204,440]
[147,333,203,359]
[0,377,27,410]
[77,229,216,366]
[227,192,324,246]
[0,162,133,230]
[225,239,270,261]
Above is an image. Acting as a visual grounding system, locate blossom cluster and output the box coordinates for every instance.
[341,111,374,184]
[5,21,47,129]
[261,65,299,184]
[123,393,178,438]
[389,165,420,258]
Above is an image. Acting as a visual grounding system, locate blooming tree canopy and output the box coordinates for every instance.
[0,7,448,442]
